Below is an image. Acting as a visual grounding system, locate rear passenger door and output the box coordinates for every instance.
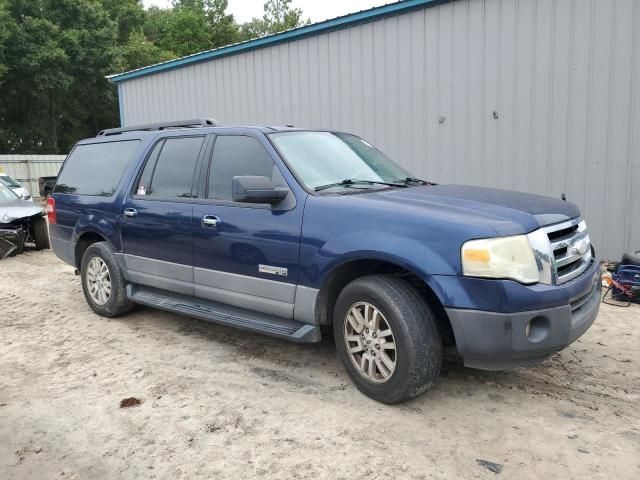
[192,134,304,319]
[119,135,206,296]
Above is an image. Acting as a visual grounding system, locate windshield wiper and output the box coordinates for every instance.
[398,177,436,185]
[314,179,405,192]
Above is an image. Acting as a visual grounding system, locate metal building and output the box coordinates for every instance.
[0,155,66,199]
[108,0,639,260]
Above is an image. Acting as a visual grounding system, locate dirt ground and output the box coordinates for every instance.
[0,250,638,479]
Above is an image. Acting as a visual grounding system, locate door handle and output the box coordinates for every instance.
[123,208,137,218]
[202,215,220,227]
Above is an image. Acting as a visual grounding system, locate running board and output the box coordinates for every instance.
[126,284,321,343]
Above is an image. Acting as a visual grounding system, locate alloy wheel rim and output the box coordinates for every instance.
[86,257,111,306]
[344,302,397,383]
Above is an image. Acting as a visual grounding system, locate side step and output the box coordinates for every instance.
[126,284,321,343]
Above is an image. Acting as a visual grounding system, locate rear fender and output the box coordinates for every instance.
[72,213,121,250]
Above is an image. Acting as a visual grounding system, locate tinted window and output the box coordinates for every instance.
[55,140,140,196]
[143,136,204,198]
[208,136,279,201]
[135,140,163,196]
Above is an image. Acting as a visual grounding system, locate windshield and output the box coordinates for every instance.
[269,131,412,191]
[0,183,19,204]
[0,174,21,189]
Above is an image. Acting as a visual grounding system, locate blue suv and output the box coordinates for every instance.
[48,119,601,403]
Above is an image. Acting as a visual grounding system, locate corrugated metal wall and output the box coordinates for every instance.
[0,155,66,199]
[118,0,640,260]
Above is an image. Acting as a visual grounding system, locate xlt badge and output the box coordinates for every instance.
[259,264,288,276]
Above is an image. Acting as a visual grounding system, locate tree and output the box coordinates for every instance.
[0,0,172,152]
[0,0,308,153]
[100,0,147,43]
[0,0,11,82]
[120,30,176,71]
[0,1,72,152]
[144,1,239,57]
[240,0,309,40]
[203,0,239,48]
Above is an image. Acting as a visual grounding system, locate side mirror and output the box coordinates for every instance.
[232,176,289,204]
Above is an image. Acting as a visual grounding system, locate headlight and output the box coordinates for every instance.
[461,234,539,284]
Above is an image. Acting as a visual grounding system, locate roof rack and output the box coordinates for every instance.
[97,118,219,136]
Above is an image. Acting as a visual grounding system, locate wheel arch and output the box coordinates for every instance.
[74,231,108,270]
[314,256,455,347]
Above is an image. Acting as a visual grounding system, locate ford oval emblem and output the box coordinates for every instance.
[569,237,590,256]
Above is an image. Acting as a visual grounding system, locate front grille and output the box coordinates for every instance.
[543,218,592,284]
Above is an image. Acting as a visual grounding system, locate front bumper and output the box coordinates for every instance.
[445,265,601,370]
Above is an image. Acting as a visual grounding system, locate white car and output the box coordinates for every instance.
[0,173,33,201]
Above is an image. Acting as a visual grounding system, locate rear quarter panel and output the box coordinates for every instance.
[50,136,155,264]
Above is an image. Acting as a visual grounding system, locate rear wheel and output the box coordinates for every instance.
[32,216,50,250]
[81,242,133,317]
[333,274,442,404]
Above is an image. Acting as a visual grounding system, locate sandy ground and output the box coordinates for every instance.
[0,250,638,479]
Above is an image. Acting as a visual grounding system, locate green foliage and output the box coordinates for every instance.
[0,0,308,153]
[144,1,240,56]
[120,30,176,71]
[240,0,309,40]
[0,0,124,152]
[0,0,12,82]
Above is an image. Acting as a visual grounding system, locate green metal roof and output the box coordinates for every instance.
[108,0,448,83]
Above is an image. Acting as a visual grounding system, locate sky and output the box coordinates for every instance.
[142,0,391,24]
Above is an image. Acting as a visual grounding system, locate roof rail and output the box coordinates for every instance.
[96,118,219,136]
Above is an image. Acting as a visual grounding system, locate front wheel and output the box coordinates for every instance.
[333,275,442,404]
[32,216,50,250]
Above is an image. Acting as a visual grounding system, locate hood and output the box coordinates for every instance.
[0,199,43,223]
[361,184,580,236]
[11,186,31,199]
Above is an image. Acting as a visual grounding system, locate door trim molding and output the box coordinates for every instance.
[293,285,319,324]
[116,253,320,322]
[123,253,193,282]
[194,267,295,303]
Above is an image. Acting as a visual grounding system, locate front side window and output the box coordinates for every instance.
[269,131,411,191]
[137,136,204,198]
[207,135,282,201]
[55,140,141,196]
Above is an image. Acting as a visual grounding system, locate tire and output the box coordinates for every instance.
[32,216,50,250]
[333,274,442,404]
[80,242,134,318]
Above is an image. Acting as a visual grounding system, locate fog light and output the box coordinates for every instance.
[525,316,549,343]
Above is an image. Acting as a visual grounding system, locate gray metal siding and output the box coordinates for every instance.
[119,0,639,260]
[0,155,66,198]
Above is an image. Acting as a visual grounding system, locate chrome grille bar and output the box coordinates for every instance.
[543,218,592,284]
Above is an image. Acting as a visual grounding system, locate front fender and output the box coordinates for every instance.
[320,232,455,277]
[300,231,457,307]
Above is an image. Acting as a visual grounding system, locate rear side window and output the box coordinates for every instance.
[207,136,280,201]
[137,136,204,198]
[55,140,140,196]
